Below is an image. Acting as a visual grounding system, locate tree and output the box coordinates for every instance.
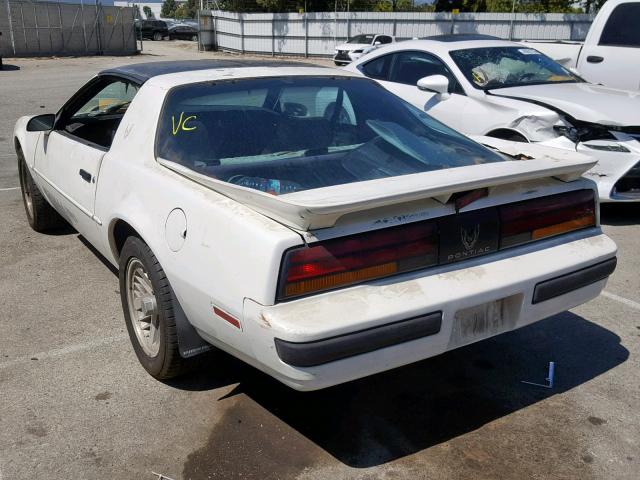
[143,5,154,18]
[435,0,579,12]
[583,0,608,13]
[188,0,199,16]
[175,0,198,18]
[161,0,178,17]
[255,0,288,12]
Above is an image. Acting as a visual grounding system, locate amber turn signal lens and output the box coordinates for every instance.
[500,189,596,248]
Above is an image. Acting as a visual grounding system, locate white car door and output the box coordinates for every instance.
[361,50,473,132]
[578,2,640,90]
[33,77,139,243]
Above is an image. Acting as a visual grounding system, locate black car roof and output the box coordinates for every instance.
[99,59,320,84]
[422,34,501,42]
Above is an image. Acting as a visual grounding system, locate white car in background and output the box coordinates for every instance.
[13,60,617,391]
[333,33,395,66]
[346,35,640,202]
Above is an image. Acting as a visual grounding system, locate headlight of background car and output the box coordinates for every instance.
[352,49,363,54]
[554,123,620,144]
[553,124,580,143]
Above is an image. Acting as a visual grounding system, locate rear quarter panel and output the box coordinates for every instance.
[93,82,303,347]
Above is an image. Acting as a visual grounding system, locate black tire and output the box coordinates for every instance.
[153,31,163,41]
[17,145,67,233]
[334,61,342,66]
[119,236,188,380]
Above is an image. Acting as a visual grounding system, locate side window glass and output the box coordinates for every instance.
[599,3,640,47]
[63,79,139,148]
[390,51,463,94]
[360,54,391,80]
[72,81,138,118]
[378,36,393,44]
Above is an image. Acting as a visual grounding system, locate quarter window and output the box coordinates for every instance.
[360,54,392,80]
[599,3,640,47]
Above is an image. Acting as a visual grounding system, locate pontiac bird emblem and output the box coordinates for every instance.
[461,224,480,251]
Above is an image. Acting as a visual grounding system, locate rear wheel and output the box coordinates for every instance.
[153,31,163,41]
[191,35,198,42]
[17,145,66,232]
[119,236,188,379]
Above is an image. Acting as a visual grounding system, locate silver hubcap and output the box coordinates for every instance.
[125,258,160,357]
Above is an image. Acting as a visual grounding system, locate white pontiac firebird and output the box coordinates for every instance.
[13,60,617,390]
[345,35,640,203]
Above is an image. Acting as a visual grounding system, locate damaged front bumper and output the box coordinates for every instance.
[536,125,640,202]
[481,132,640,203]
[576,140,640,202]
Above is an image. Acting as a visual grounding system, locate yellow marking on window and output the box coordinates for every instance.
[182,115,197,131]
[172,112,198,135]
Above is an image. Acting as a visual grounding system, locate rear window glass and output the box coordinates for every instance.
[156,76,502,195]
[599,3,640,47]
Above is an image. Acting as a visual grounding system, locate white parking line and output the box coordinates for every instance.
[0,334,128,369]
[602,291,640,311]
[0,187,19,192]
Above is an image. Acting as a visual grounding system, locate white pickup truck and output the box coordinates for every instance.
[526,0,640,90]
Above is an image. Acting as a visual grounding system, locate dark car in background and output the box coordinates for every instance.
[168,24,198,41]
[135,19,169,41]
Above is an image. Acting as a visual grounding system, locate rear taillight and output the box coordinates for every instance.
[277,189,597,301]
[278,221,438,300]
[500,190,596,248]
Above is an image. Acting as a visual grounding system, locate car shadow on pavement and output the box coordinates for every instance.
[77,235,118,275]
[173,310,628,469]
[600,203,640,226]
[0,64,21,71]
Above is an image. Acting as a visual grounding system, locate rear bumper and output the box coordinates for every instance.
[275,311,443,368]
[207,230,616,391]
[273,256,617,369]
[532,257,617,304]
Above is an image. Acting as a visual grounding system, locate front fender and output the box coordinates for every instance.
[13,115,40,167]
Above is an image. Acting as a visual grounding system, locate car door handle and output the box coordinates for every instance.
[586,55,604,64]
[79,169,92,183]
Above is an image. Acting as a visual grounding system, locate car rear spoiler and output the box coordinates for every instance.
[158,154,596,231]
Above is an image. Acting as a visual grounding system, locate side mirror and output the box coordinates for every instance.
[373,41,381,46]
[417,75,450,100]
[26,114,56,132]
